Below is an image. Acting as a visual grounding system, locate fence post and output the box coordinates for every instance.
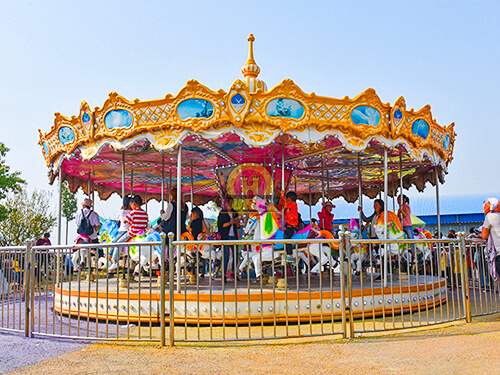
[459,233,471,323]
[24,241,32,338]
[339,233,347,338]
[345,233,355,338]
[160,233,166,347]
[56,247,61,286]
[30,240,35,335]
[168,232,175,347]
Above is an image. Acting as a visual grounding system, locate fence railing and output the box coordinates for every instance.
[346,237,464,335]
[0,246,28,335]
[168,236,345,343]
[0,233,498,345]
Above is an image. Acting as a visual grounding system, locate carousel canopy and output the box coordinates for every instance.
[38,34,456,206]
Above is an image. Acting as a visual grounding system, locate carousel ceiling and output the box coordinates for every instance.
[38,35,456,205]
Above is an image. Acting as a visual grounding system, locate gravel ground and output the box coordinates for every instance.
[4,314,500,375]
[0,333,88,375]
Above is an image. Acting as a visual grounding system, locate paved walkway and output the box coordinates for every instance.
[3,314,500,375]
[0,333,88,375]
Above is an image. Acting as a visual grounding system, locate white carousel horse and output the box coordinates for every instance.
[71,234,96,271]
[347,219,370,275]
[241,197,337,277]
[414,227,432,262]
[128,230,163,273]
[98,220,163,273]
[239,200,285,278]
[193,232,222,263]
[373,211,408,258]
[238,213,262,274]
[292,228,337,274]
[372,214,431,265]
[237,197,296,277]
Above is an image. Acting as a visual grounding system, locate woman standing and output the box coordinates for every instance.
[217,197,240,283]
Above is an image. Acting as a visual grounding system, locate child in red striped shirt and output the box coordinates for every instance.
[125,195,149,237]
[108,195,149,272]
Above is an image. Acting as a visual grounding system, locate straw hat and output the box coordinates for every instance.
[82,198,93,207]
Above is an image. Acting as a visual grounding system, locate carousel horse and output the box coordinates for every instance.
[168,229,224,278]
[97,220,120,269]
[99,219,120,244]
[128,230,163,273]
[348,219,370,275]
[237,209,294,274]
[240,200,285,278]
[373,211,407,258]
[71,234,95,271]
[282,225,337,274]
[413,227,432,262]
[237,197,294,277]
[98,220,164,272]
[403,226,434,275]
[238,213,261,274]
[242,197,337,277]
[194,232,222,262]
[184,232,223,276]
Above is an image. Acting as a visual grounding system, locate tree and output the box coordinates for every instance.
[61,181,77,244]
[0,187,56,246]
[0,142,25,221]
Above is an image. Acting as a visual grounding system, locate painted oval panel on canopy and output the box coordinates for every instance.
[443,135,450,150]
[412,119,430,140]
[177,99,214,119]
[58,127,75,145]
[104,110,133,129]
[267,98,305,119]
[351,106,381,126]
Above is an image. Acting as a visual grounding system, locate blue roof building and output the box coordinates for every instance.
[299,194,491,235]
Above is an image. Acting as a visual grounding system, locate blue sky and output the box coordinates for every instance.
[0,1,498,235]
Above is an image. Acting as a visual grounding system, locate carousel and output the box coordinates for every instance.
[38,35,455,325]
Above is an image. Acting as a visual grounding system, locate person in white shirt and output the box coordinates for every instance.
[481,198,500,278]
[160,189,188,238]
[74,198,101,243]
[72,198,100,271]
[116,195,132,236]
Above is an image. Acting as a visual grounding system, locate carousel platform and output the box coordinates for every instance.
[54,272,447,325]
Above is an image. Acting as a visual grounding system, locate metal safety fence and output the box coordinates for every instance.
[0,234,498,346]
[346,236,467,336]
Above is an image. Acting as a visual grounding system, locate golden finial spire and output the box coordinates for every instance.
[246,34,256,65]
[241,34,267,92]
[241,33,260,79]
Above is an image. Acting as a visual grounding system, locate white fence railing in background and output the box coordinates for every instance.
[0,234,498,346]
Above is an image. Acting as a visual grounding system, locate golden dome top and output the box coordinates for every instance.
[241,34,266,92]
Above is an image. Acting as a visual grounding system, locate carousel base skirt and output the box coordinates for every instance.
[54,273,447,325]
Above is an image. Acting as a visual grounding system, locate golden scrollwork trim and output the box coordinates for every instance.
[39,78,456,171]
